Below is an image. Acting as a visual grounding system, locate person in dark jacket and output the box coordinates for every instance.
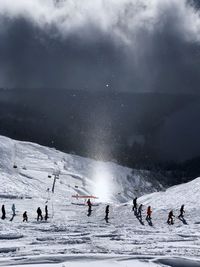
[23,211,28,222]
[178,205,185,219]
[87,199,92,216]
[87,199,92,211]
[132,197,138,212]
[1,205,6,220]
[44,205,48,221]
[11,204,16,216]
[137,204,143,218]
[37,207,43,221]
[105,205,109,222]
[167,210,175,225]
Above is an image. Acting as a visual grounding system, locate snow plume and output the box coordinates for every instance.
[0,0,200,92]
[92,162,114,202]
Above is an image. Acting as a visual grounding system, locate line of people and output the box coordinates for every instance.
[1,200,186,226]
[132,197,186,225]
[1,204,49,222]
[133,197,152,223]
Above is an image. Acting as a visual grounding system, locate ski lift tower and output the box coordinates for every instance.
[52,162,60,193]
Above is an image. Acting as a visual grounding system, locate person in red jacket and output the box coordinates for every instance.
[146,206,152,220]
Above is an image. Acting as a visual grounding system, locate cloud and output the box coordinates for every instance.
[0,0,200,92]
[0,0,199,42]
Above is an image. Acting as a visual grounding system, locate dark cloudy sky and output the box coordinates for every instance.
[0,0,200,93]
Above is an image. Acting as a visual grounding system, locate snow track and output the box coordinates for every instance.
[0,201,200,262]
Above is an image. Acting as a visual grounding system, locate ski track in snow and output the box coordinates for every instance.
[0,136,200,266]
[0,198,200,266]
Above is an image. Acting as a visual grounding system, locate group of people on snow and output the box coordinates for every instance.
[87,198,110,222]
[167,205,185,225]
[1,204,49,222]
[1,199,186,225]
[133,197,152,221]
[132,197,185,225]
[86,196,186,225]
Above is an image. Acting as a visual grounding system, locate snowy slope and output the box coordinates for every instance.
[139,177,200,210]
[0,135,162,203]
[0,136,200,267]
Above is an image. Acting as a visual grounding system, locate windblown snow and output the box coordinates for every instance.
[0,135,199,267]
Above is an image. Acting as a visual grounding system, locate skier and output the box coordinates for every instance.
[44,205,48,221]
[11,203,16,216]
[37,207,43,221]
[137,204,143,218]
[132,197,138,212]
[23,211,28,222]
[146,206,152,221]
[167,210,175,225]
[178,205,185,219]
[105,205,109,222]
[1,205,6,220]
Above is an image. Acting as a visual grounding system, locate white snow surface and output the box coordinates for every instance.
[0,135,200,267]
[139,177,200,210]
[0,135,162,203]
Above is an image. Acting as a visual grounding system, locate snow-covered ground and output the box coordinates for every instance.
[0,136,200,267]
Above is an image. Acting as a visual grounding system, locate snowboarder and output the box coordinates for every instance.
[11,203,16,216]
[178,205,185,219]
[45,205,48,221]
[167,210,175,225]
[132,197,138,212]
[137,204,143,218]
[1,205,6,220]
[37,207,43,221]
[105,205,109,222]
[23,211,28,222]
[146,206,152,221]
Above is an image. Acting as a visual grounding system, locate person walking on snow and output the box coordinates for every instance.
[23,211,28,222]
[105,205,110,222]
[37,207,43,221]
[132,197,138,212]
[178,205,185,219]
[12,204,16,216]
[146,206,152,220]
[87,199,92,211]
[1,205,6,220]
[87,198,92,216]
[44,205,48,221]
[167,210,175,225]
[137,204,143,218]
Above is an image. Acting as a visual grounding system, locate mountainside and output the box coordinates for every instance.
[139,177,200,210]
[0,89,199,174]
[0,135,163,203]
